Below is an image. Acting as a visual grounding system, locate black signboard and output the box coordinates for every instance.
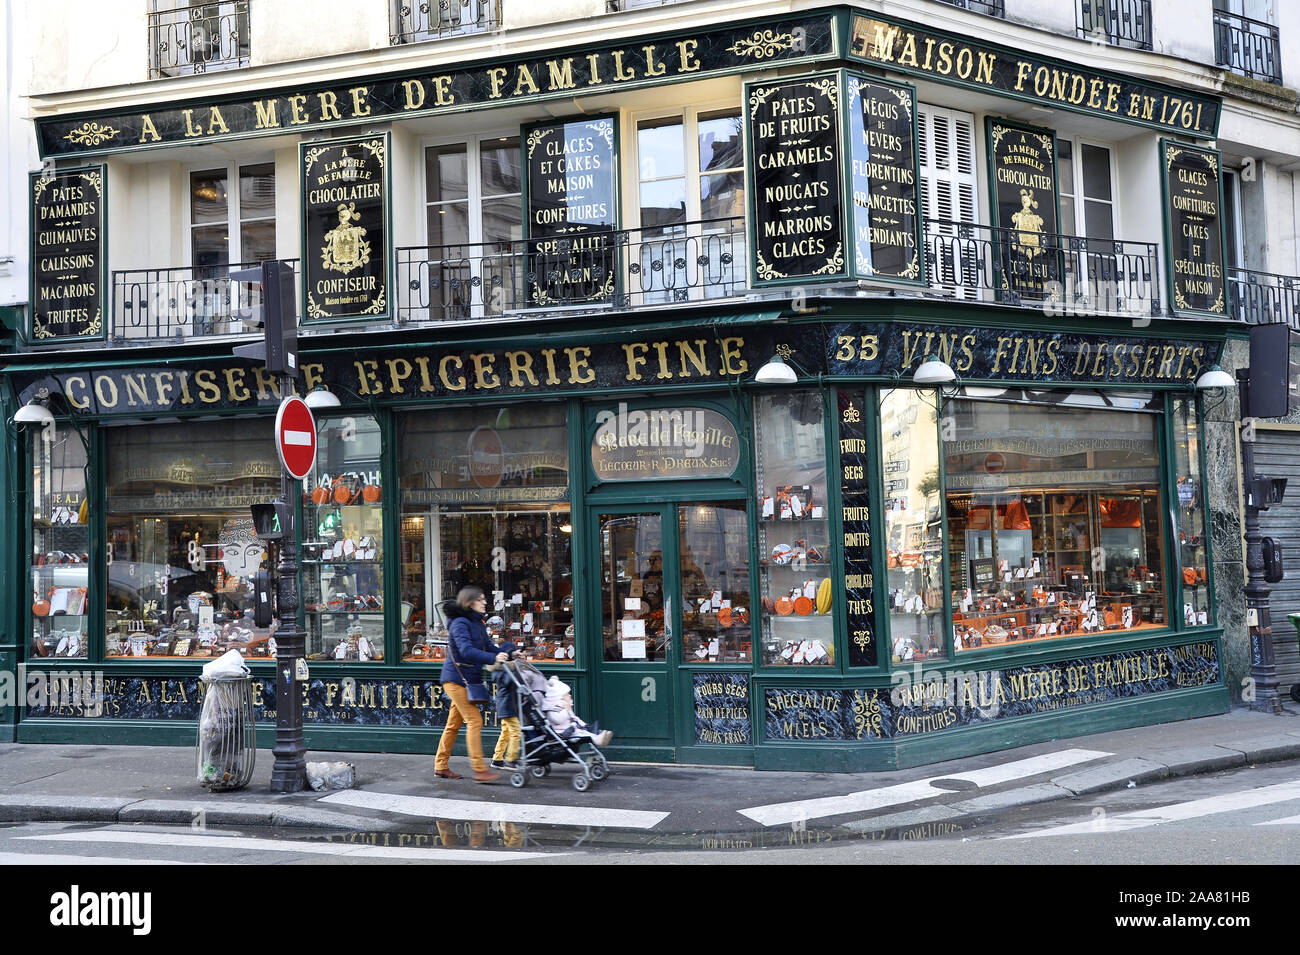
[838,390,877,667]
[1162,140,1226,317]
[988,119,1060,302]
[693,672,751,745]
[28,165,107,342]
[747,73,846,285]
[848,76,921,283]
[300,134,390,321]
[523,116,618,306]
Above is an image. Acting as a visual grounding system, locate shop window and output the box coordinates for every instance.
[189,162,275,277]
[398,405,572,664]
[943,394,1168,651]
[881,389,948,663]
[754,391,833,666]
[679,502,751,663]
[30,429,90,660]
[1174,398,1212,627]
[104,420,279,659]
[303,415,385,662]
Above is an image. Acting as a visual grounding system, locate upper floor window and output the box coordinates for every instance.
[1213,0,1282,85]
[150,1,250,79]
[189,162,275,276]
[1058,140,1115,241]
[1077,0,1152,51]
[391,0,500,43]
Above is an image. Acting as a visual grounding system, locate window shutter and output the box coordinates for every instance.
[920,104,979,299]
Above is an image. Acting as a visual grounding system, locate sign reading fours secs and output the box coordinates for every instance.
[300,134,391,321]
[29,166,107,342]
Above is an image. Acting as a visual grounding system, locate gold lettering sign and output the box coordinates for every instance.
[29,165,106,341]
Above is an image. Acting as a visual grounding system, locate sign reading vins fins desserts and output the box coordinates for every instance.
[524,116,618,306]
[988,119,1060,302]
[747,74,846,285]
[301,134,390,321]
[29,166,107,341]
[838,391,876,666]
[848,76,921,283]
[1162,140,1226,317]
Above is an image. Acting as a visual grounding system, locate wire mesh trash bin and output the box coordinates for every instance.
[197,673,257,791]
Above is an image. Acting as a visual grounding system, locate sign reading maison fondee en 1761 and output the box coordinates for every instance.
[988,119,1060,301]
[848,75,921,283]
[36,14,837,159]
[747,73,847,285]
[524,116,618,306]
[300,134,390,321]
[1162,140,1227,318]
[28,165,107,342]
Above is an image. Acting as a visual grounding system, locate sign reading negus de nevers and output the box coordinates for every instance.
[28,165,106,342]
[848,76,920,283]
[301,134,390,321]
[1162,140,1226,317]
[747,74,846,285]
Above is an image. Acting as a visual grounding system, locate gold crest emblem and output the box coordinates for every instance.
[322,202,370,274]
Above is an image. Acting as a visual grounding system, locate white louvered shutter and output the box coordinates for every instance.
[919,104,979,299]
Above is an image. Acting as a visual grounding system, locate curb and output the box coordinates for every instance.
[0,793,393,832]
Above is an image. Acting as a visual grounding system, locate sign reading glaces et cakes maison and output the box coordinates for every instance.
[300,134,390,322]
[28,165,107,342]
[1161,140,1226,318]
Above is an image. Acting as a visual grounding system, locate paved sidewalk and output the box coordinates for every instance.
[1,703,1298,836]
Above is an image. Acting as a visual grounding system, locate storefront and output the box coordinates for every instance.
[3,302,1231,769]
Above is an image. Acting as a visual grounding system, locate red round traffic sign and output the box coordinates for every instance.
[984,452,1006,474]
[275,396,317,480]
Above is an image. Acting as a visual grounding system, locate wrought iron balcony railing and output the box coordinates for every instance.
[1077,0,1151,51]
[1214,10,1282,85]
[933,0,1006,17]
[390,0,500,43]
[149,1,250,79]
[111,260,299,343]
[396,218,746,324]
[923,218,1160,317]
[1227,267,1300,328]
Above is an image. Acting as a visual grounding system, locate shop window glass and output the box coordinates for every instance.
[398,405,572,664]
[1174,398,1211,626]
[104,420,279,659]
[943,395,1168,651]
[30,429,90,660]
[679,502,751,663]
[881,390,947,663]
[754,391,833,666]
[303,414,385,662]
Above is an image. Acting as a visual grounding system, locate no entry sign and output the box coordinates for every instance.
[275,396,317,480]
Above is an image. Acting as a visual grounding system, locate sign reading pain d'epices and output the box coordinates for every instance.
[29,165,107,341]
[301,134,390,321]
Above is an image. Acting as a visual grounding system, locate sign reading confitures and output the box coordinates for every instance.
[1161,140,1227,318]
[28,166,107,342]
[12,322,1225,416]
[301,134,390,321]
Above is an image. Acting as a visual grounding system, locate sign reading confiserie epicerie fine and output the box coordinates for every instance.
[28,166,107,342]
[1162,140,1226,317]
[988,119,1060,301]
[847,76,921,283]
[301,134,390,321]
[747,73,846,285]
[524,116,618,306]
[592,406,740,481]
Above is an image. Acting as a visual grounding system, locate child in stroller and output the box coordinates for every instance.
[495,660,613,791]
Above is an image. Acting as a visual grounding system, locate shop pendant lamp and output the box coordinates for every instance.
[1194,364,1235,391]
[12,398,55,427]
[755,353,798,385]
[304,384,341,410]
[912,354,957,386]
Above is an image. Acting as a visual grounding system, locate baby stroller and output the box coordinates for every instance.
[497,660,611,792]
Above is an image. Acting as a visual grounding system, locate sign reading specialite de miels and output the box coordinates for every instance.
[28,165,107,342]
[300,133,390,321]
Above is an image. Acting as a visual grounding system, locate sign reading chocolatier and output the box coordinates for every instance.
[1161,140,1226,317]
[524,116,618,306]
[300,133,390,321]
[838,390,877,666]
[848,76,921,283]
[747,73,847,285]
[28,166,107,342]
[988,119,1060,302]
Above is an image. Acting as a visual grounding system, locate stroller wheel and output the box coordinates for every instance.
[572,774,590,792]
[509,771,528,789]
[589,762,607,782]
[531,764,549,778]
[593,753,610,773]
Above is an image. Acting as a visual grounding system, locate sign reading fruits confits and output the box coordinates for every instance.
[988,119,1060,301]
[29,165,107,342]
[300,133,390,321]
[848,76,921,283]
[1162,140,1226,317]
[746,73,847,285]
[524,116,618,307]
[838,391,877,666]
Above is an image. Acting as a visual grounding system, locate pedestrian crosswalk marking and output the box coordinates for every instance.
[737,748,1112,827]
[1006,777,1300,838]
[22,829,560,862]
[0,851,196,865]
[320,789,669,829]
[1259,813,1300,826]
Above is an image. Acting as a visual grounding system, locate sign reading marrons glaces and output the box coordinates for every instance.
[300,134,391,321]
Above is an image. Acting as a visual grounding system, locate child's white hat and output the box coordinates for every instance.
[545,676,571,699]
